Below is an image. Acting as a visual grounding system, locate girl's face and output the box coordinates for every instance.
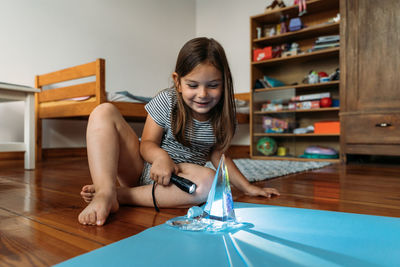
[173,62,223,121]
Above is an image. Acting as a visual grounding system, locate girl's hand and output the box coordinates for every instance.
[150,156,178,186]
[244,184,280,198]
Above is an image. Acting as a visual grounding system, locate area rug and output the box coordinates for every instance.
[205,159,331,182]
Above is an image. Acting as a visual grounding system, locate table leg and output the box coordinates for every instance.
[24,93,35,169]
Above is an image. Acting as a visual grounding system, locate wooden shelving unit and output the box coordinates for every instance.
[250,0,340,162]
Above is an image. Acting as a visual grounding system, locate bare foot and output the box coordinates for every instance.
[81,184,95,203]
[78,189,119,226]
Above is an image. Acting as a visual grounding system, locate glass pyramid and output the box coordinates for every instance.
[166,154,249,232]
[203,154,236,222]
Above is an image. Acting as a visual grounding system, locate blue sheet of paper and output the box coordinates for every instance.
[57,202,400,267]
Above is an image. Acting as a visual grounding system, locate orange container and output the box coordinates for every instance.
[253,47,272,62]
[314,121,340,134]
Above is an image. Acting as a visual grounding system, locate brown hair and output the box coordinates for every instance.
[172,37,236,152]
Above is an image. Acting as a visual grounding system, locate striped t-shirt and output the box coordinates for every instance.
[144,88,216,166]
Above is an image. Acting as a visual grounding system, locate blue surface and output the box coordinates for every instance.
[57,203,400,267]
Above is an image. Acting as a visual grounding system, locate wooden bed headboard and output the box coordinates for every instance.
[35,58,106,118]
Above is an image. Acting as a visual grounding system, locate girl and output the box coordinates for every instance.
[78,37,280,226]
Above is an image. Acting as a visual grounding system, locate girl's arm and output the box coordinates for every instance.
[140,114,178,185]
[210,149,280,198]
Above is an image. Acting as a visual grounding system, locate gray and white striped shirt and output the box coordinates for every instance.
[145,88,216,166]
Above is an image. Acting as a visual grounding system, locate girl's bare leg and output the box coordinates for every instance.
[78,103,143,226]
[117,163,215,208]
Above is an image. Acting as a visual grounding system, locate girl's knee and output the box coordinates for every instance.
[193,168,215,202]
[89,103,120,123]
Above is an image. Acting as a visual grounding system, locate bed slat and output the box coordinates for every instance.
[37,61,97,87]
[39,101,98,118]
[38,82,96,103]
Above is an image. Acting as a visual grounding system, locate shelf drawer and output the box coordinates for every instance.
[343,114,400,144]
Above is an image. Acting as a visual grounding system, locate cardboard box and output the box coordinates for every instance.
[314,121,340,134]
[296,100,320,110]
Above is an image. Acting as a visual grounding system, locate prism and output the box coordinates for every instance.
[203,154,236,222]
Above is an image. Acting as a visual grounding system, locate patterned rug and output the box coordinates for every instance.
[205,159,331,182]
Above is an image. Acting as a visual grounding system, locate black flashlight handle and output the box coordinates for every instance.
[170,174,196,194]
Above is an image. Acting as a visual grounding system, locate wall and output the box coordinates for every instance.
[1,0,296,148]
[0,0,195,148]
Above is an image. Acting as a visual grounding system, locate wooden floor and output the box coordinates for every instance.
[1,156,400,266]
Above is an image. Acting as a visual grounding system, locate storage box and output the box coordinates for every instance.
[296,100,320,110]
[253,47,272,62]
[314,121,340,134]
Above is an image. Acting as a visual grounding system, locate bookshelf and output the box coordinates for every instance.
[250,0,340,162]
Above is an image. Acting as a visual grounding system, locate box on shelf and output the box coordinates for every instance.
[296,100,320,110]
[314,121,340,134]
[253,47,272,62]
[262,116,289,133]
[291,92,331,102]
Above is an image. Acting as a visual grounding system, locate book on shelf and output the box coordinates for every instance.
[291,92,330,102]
[313,42,339,51]
[254,76,285,89]
[315,35,340,44]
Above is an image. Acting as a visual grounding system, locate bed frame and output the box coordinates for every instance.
[35,58,249,161]
[34,58,147,160]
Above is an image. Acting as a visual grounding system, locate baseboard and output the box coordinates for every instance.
[228,145,250,159]
[0,147,87,160]
[43,147,87,158]
[0,145,249,160]
[0,151,25,160]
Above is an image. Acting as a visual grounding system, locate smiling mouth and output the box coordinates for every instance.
[195,101,209,106]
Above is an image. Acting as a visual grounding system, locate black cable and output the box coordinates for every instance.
[152,181,160,212]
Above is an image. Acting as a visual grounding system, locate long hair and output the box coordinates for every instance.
[172,37,236,152]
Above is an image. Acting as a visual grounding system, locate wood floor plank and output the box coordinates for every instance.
[0,209,102,266]
[1,157,400,266]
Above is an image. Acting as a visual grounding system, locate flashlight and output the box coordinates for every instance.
[171,174,197,194]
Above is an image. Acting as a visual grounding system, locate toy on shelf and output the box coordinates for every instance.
[329,68,340,81]
[307,70,319,84]
[277,147,287,156]
[320,97,332,108]
[302,69,339,84]
[279,14,289,34]
[328,13,341,23]
[263,25,276,37]
[262,116,289,133]
[294,0,307,16]
[282,42,300,57]
[256,27,262,39]
[293,125,314,134]
[257,137,277,156]
[300,146,339,159]
[318,71,329,83]
[289,17,304,32]
[332,99,340,107]
[265,0,286,12]
[272,45,282,58]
